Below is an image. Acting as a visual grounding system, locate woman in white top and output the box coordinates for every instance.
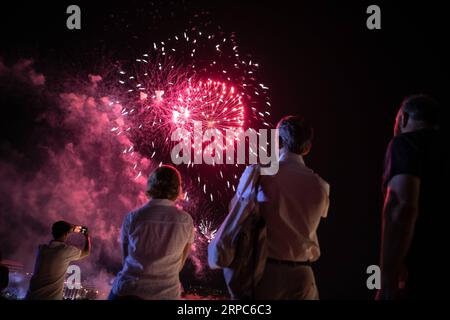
[109,165,194,300]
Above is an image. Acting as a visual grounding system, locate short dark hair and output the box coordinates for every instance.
[276,115,314,154]
[146,165,181,200]
[52,221,72,239]
[401,94,440,125]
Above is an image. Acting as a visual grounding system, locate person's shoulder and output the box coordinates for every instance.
[390,130,428,152]
[53,243,79,256]
[300,162,328,185]
[130,204,146,215]
[38,242,54,252]
[175,207,194,225]
[312,173,330,195]
[165,205,193,227]
[126,203,149,220]
[127,209,137,219]
[384,135,412,161]
[388,134,407,150]
[315,174,329,187]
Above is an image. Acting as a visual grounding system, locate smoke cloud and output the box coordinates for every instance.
[0,59,152,298]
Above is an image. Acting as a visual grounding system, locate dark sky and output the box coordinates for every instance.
[1,0,448,299]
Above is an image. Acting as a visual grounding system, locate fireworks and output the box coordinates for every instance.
[137,78,245,142]
[198,219,218,243]
[108,23,272,205]
[170,79,244,133]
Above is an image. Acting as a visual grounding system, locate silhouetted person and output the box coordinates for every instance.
[253,116,330,299]
[109,165,194,300]
[26,221,91,300]
[0,251,9,299]
[378,95,449,299]
[211,116,330,299]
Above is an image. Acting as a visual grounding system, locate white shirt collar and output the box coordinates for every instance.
[148,198,176,207]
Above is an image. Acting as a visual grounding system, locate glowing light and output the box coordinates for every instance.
[114,26,272,204]
[155,90,165,102]
[199,219,217,243]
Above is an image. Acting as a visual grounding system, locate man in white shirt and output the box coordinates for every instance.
[109,165,194,300]
[254,115,330,299]
[26,221,91,300]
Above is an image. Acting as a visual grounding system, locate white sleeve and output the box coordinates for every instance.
[208,165,259,269]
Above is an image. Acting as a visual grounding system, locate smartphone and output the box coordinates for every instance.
[80,226,88,234]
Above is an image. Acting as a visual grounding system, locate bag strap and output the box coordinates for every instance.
[251,165,262,299]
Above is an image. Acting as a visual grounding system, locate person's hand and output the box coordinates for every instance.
[72,225,82,233]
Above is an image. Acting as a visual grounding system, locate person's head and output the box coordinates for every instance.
[394,94,440,136]
[276,115,314,156]
[52,221,73,241]
[146,165,182,201]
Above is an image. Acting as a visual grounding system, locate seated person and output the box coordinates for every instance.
[109,165,194,300]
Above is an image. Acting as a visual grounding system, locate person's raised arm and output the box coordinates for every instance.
[79,231,91,259]
[377,174,420,299]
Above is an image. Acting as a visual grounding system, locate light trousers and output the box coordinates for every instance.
[254,262,319,300]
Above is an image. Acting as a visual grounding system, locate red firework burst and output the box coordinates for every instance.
[162,79,244,134]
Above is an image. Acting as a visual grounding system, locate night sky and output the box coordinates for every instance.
[1,0,448,299]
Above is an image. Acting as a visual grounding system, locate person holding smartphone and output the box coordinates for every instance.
[26,221,91,300]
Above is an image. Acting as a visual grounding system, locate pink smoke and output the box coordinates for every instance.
[0,60,153,297]
[0,58,224,299]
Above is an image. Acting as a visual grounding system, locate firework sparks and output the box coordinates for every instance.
[198,219,218,243]
[109,24,272,203]
[138,78,245,138]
